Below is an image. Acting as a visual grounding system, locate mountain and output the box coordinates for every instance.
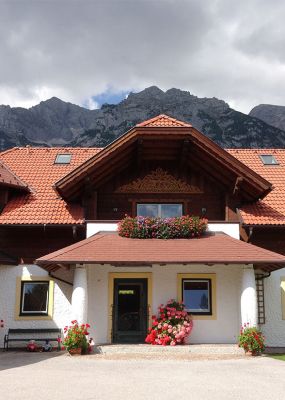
[1,86,285,150]
[249,104,285,132]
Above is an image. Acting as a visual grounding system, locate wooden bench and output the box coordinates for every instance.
[3,328,62,351]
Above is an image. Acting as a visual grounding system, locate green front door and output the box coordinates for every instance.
[112,278,148,343]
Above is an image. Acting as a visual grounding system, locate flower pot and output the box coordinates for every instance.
[68,348,82,356]
[245,350,259,357]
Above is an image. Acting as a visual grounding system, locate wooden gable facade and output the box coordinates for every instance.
[55,115,271,224]
[0,115,275,264]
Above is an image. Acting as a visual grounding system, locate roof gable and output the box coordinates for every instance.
[0,159,30,192]
[55,114,272,201]
[136,114,192,127]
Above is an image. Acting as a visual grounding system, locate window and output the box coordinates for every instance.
[137,203,183,218]
[182,279,211,315]
[15,277,54,320]
[20,281,49,315]
[177,274,216,320]
[54,154,72,164]
[259,154,279,165]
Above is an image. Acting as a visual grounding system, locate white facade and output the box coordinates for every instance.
[0,261,284,347]
[0,264,73,348]
[87,263,243,344]
[262,268,285,346]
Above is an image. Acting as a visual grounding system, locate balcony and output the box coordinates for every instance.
[86,220,240,240]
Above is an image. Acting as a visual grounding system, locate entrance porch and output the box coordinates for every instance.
[70,263,254,345]
[36,231,285,345]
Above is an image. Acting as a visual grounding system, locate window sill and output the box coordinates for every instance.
[15,315,53,321]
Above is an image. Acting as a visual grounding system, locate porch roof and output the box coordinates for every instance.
[36,232,285,272]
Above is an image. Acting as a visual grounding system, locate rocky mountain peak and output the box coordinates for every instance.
[249,104,285,132]
[0,86,285,150]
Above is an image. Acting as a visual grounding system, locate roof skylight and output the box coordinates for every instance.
[259,154,279,165]
[54,154,72,164]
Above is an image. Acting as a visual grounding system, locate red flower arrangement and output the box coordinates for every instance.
[145,300,193,346]
[238,323,265,355]
[63,320,91,353]
[118,215,208,239]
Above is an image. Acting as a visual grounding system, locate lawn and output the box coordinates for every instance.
[268,354,285,361]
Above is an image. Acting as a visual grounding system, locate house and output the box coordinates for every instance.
[0,114,285,346]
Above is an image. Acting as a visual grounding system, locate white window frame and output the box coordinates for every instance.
[136,203,183,218]
[20,281,49,315]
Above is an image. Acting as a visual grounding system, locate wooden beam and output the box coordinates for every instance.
[225,193,229,221]
[233,176,244,195]
[179,139,190,177]
[190,134,270,192]
[187,153,231,190]
[137,138,144,171]
[63,146,135,199]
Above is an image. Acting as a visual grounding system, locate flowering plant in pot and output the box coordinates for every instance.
[145,300,193,346]
[238,323,265,355]
[63,320,90,355]
[118,215,208,239]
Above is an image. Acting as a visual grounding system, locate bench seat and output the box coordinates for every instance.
[3,328,62,351]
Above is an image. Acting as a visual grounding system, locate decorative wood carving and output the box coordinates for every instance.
[116,168,203,193]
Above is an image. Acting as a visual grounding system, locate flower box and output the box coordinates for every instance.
[118,215,208,239]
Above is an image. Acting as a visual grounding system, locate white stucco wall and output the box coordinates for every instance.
[208,223,240,240]
[0,264,73,348]
[87,223,118,238]
[261,268,285,347]
[1,262,284,348]
[87,263,243,344]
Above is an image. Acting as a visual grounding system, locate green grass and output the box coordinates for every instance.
[268,354,285,361]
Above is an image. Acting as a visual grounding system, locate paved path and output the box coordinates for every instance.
[0,352,285,400]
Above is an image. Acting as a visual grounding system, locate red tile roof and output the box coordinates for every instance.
[0,160,29,191]
[36,231,285,270]
[228,149,285,225]
[136,114,192,127]
[0,147,101,224]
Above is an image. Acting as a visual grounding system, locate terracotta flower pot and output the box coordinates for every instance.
[245,350,259,356]
[68,347,82,356]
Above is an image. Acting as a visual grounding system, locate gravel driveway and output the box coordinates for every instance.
[0,352,284,400]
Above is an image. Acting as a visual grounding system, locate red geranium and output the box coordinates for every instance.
[145,300,193,346]
[63,320,91,352]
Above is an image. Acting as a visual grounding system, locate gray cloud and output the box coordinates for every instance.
[0,0,285,113]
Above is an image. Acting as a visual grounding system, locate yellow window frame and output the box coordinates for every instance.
[15,276,54,321]
[177,273,217,320]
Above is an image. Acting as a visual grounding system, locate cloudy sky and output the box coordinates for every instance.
[0,0,285,113]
